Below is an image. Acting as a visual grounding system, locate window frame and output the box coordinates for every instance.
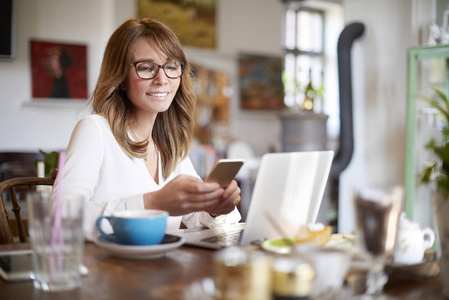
[283,6,326,108]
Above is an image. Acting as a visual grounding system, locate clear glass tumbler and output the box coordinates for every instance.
[27,192,84,291]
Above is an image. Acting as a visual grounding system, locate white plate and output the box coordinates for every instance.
[94,234,185,259]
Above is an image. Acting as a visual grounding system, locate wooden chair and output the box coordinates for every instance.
[0,169,57,244]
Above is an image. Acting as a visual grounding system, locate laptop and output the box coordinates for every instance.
[172,151,334,249]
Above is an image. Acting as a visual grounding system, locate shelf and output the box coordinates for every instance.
[21,99,89,109]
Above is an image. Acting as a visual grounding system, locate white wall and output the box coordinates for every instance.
[338,0,414,233]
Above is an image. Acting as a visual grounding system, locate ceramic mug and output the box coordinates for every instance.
[96,210,168,246]
[295,244,352,294]
[394,219,435,265]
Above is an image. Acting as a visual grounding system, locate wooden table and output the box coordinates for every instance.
[0,242,446,300]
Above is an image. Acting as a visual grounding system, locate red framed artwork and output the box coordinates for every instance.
[30,40,88,99]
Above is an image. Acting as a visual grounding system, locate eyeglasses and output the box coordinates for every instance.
[131,60,185,80]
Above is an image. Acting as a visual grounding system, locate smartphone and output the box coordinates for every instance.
[205,159,244,188]
[0,250,89,282]
[0,250,33,282]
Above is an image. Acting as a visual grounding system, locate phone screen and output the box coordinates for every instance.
[0,250,33,282]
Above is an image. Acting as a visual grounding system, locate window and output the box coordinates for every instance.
[284,7,325,110]
[283,1,344,141]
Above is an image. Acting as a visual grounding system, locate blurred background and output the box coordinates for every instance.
[0,0,447,235]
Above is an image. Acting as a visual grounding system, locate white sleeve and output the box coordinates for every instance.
[53,117,103,202]
[51,117,102,239]
[182,207,242,229]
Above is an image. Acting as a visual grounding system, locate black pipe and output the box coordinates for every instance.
[330,22,365,178]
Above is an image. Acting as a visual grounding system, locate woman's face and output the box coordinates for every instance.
[123,37,181,117]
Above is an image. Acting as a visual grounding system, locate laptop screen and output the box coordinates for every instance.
[240,151,334,245]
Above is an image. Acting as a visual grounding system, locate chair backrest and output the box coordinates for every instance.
[0,169,57,244]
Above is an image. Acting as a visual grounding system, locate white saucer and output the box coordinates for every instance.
[94,234,185,259]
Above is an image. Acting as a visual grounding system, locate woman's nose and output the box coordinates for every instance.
[152,68,169,85]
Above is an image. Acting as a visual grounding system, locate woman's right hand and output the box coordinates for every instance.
[143,174,225,215]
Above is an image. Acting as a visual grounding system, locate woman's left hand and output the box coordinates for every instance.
[206,180,241,217]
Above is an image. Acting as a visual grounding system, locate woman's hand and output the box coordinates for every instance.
[143,174,224,215]
[206,180,241,217]
[143,175,241,217]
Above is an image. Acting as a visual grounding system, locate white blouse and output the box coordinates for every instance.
[52,114,241,240]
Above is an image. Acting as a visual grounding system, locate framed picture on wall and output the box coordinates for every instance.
[30,40,88,100]
[0,0,14,60]
[138,0,216,49]
[239,53,285,110]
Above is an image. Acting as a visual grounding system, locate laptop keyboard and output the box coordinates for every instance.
[199,229,243,247]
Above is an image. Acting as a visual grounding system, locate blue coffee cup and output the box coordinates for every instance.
[96,209,168,246]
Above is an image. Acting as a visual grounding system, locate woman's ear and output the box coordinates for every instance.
[120,82,127,91]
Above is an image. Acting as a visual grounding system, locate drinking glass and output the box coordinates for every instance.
[354,186,403,299]
[27,192,84,291]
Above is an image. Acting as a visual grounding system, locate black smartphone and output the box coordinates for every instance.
[0,250,33,282]
[205,159,244,188]
[0,250,89,282]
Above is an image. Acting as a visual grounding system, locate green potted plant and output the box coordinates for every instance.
[419,85,449,296]
[37,150,59,177]
[420,86,449,194]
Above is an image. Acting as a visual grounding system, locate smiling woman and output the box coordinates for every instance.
[51,17,241,241]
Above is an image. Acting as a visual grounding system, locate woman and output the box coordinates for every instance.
[53,18,241,240]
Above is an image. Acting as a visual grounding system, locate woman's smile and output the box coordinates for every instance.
[146,92,170,99]
[147,92,169,97]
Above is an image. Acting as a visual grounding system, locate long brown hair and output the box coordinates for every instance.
[91,18,196,179]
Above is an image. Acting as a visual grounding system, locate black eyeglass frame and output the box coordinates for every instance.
[130,60,186,80]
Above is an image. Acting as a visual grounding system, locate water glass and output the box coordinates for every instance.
[27,192,84,291]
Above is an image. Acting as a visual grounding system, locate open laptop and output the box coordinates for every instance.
[172,151,334,249]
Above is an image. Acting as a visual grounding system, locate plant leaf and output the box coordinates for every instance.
[421,165,435,183]
[432,85,449,107]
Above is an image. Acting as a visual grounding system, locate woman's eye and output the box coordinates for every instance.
[138,66,149,72]
[137,64,156,72]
